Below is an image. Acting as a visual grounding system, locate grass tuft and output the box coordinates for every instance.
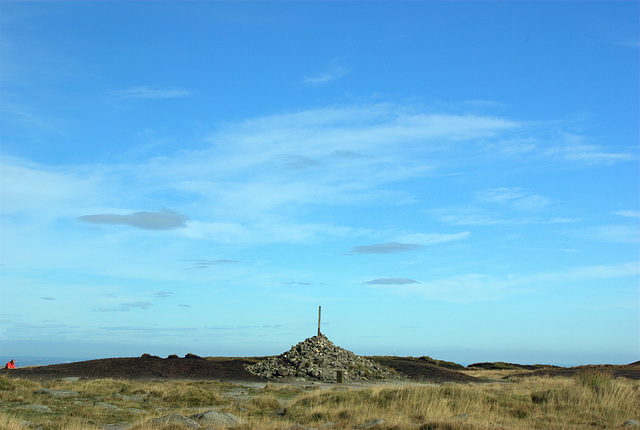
[574,369,614,394]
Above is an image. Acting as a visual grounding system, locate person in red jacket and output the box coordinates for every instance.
[4,359,15,369]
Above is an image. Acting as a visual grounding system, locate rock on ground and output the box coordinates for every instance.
[18,405,53,413]
[147,411,245,429]
[112,393,146,402]
[34,388,79,397]
[190,410,245,427]
[102,423,130,430]
[247,334,393,382]
[148,413,201,429]
[94,402,120,410]
[355,419,386,429]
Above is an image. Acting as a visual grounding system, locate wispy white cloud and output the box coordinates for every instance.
[304,63,349,85]
[459,100,508,109]
[182,259,240,270]
[351,243,421,254]
[369,261,639,303]
[182,219,358,245]
[113,86,193,99]
[95,301,154,313]
[394,232,471,245]
[552,261,639,280]
[92,325,268,346]
[548,144,636,164]
[483,132,636,166]
[542,133,636,165]
[171,105,521,219]
[432,187,566,226]
[575,225,640,244]
[365,278,419,285]
[433,208,578,226]
[614,39,640,48]
[0,158,101,216]
[281,281,316,286]
[0,103,629,254]
[474,187,550,210]
[613,210,640,218]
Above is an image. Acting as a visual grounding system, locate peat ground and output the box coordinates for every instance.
[1,355,638,383]
[0,355,264,382]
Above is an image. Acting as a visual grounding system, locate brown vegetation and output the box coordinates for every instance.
[0,356,265,382]
[1,358,639,429]
[1,369,639,429]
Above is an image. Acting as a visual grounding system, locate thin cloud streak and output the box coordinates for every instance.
[154,292,173,298]
[304,64,349,85]
[77,209,189,230]
[352,243,421,254]
[394,232,470,246]
[182,259,241,269]
[475,187,550,210]
[574,225,640,244]
[545,142,636,164]
[432,187,573,226]
[613,210,640,218]
[113,86,193,99]
[365,278,420,285]
[95,302,154,313]
[281,281,315,286]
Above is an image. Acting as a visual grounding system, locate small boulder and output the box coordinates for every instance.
[148,413,201,429]
[34,389,79,398]
[355,419,386,429]
[190,410,244,427]
[95,402,120,410]
[20,405,53,413]
[112,393,145,402]
[624,421,640,427]
[102,424,130,430]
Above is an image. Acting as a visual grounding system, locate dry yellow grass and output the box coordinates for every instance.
[269,375,639,429]
[459,368,523,380]
[1,371,638,429]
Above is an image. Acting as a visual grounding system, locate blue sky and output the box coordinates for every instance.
[0,2,638,366]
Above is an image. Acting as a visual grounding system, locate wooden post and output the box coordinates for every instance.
[317,306,321,337]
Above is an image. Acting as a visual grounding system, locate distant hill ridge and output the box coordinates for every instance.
[467,362,560,371]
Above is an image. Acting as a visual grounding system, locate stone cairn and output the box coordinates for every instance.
[246,334,394,382]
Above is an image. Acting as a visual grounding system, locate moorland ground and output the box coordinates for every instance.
[1,356,639,430]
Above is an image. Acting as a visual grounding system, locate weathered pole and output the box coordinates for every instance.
[317,305,322,337]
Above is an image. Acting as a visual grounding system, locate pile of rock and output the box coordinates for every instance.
[246,334,393,382]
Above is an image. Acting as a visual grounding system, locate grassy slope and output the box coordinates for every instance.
[1,369,639,430]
